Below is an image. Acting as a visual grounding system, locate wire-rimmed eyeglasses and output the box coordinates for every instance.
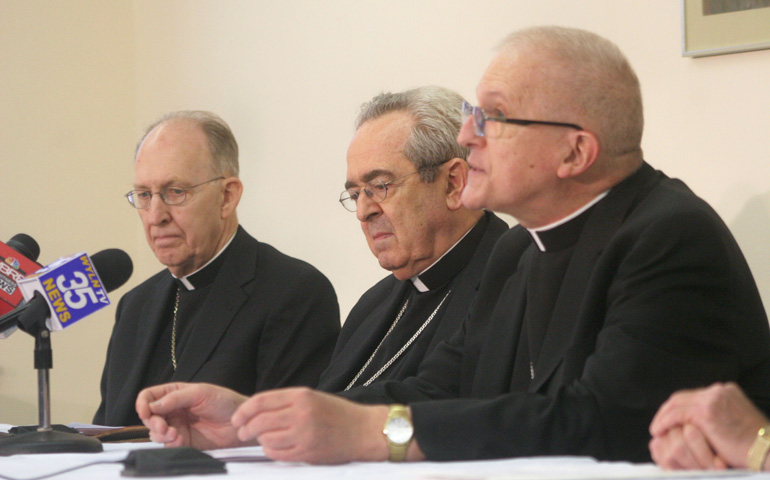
[124,176,225,209]
[461,101,582,137]
[339,171,418,212]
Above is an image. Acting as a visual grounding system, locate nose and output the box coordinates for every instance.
[457,115,482,148]
[355,193,382,223]
[144,194,171,225]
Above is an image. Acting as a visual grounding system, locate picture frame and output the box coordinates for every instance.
[682,0,770,57]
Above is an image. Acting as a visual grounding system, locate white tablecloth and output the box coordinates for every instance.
[0,441,767,480]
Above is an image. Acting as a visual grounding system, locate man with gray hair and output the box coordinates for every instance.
[94,110,340,426]
[317,86,508,391]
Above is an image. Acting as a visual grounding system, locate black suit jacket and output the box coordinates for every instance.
[343,163,770,462]
[318,212,508,391]
[94,226,340,426]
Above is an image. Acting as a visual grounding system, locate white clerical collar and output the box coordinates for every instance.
[410,221,478,293]
[526,190,609,252]
[173,231,237,290]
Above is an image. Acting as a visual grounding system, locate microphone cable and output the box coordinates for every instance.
[0,459,117,480]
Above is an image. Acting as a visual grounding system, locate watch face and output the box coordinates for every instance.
[386,417,413,444]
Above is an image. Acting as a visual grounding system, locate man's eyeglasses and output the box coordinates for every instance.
[461,101,582,137]
[125,176,225,209]
[339,171,418,212]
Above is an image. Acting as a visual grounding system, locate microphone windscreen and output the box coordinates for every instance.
[90,249,133,292]
[7,234,40,262]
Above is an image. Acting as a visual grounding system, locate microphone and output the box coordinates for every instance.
[0,234,42,316]
[0,250,132,456]
[0,249,132,337]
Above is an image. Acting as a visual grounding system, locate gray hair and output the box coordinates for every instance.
[355,86,469,182]
[135,110,239,177]
[499,26,644,160]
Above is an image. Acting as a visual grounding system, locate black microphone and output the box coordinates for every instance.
[0,234,42,318]
[89,249,134,293]
[6,233,40,260]
[0,249,133,337]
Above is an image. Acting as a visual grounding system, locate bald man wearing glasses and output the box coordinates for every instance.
[94,110,340,427]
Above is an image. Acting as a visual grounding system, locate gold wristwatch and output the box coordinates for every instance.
[747,425,770,471]
[383,404,413,462]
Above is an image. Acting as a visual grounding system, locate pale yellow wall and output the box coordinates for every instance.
[0,1,138,424]
[2,0,769,425]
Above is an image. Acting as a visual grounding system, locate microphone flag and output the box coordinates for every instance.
[18,252,110,331]
[0,241,42,315]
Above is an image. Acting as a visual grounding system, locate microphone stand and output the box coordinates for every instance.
[0,298,103,455]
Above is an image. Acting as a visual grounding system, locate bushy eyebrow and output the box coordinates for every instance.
[344,169,394,190]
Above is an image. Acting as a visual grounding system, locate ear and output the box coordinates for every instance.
[444,158,469,211]
[220,177,243,219]
[556,130,600,179]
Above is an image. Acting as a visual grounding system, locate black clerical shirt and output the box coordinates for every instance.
[330,213,492,391]
[140,244,230,391]
[510,203,597,389]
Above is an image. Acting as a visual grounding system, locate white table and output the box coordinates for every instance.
[0,442,766,480]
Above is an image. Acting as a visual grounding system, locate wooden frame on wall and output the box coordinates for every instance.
[682,0,770,57]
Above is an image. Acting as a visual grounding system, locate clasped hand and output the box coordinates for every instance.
[649,382,768,470]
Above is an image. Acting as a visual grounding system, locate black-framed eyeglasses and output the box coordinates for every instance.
[461,101,582,137]
[339,171,418,212]
[124,176,225,209]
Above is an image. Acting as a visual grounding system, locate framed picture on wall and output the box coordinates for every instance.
[682,0,770,57]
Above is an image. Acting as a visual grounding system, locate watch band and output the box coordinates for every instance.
[747,425,770,471]
[388,437,409,462]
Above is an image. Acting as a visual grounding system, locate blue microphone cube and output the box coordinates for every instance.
[18,253,110,331]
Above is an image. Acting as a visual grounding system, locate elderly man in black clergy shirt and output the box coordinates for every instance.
[93,110,340,426]
[135,26,770,464]
[315,86,508,392]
